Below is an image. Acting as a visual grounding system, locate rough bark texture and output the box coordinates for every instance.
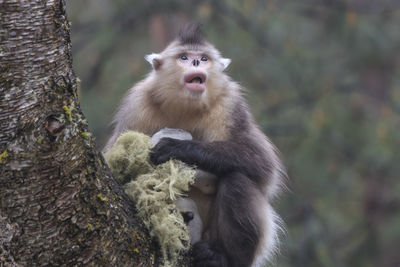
[0,1,185,266]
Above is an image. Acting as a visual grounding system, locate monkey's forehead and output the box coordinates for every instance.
[161,40,223,59]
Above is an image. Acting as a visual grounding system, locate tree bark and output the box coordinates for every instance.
[0,1,181,265]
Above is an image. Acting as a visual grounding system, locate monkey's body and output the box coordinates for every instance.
[105,23,285,267]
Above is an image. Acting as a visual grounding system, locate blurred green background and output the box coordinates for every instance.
[66,1,400,266]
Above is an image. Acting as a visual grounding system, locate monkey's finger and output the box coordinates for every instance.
[149,150,163,165]
[149,148,173,165]
[149,137,181,164]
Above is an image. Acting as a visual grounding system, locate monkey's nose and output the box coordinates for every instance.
[181,211,194,224]
[192,59,200,67]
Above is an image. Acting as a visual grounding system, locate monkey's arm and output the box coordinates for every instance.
[150,137,269,180]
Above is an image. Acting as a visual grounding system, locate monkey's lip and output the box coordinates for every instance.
[184,72,207,93]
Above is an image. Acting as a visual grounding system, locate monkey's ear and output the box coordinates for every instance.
[145,53,162,70]
[220,58,231,70]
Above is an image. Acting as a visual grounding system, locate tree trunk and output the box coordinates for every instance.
[0,1,183,265]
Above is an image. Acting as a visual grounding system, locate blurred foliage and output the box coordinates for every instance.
[67,0,400,266]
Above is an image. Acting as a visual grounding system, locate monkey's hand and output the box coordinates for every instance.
[150,137,260,178]
[192,241,229,267]
[150,137,187,165]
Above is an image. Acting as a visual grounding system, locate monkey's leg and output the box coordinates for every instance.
[192,172,264,267]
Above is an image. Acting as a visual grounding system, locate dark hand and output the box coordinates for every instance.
[150,137,184,165]
[192,241,229,267]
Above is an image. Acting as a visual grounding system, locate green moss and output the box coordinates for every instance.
[132,231,142,241]
[81,132,92,138]
[62,23,69,30]
[97,193,108,202]
[0,150,8,164]
[63,105,72,122]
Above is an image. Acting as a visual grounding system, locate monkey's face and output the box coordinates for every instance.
[176,52,210,96]
[145,42,231,112]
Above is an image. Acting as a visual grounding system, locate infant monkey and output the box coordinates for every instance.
[150,128,216,245]
[105,23,286,267]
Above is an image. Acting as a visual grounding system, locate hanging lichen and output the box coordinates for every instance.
[104,131,195,266]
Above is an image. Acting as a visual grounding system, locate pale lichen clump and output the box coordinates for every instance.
[104,131,196,266]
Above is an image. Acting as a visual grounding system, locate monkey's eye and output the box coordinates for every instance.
[180,55,188,60]
[201,56,208,61]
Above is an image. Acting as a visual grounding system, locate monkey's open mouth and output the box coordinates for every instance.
[190,77,203,83]
[184,72,207,93]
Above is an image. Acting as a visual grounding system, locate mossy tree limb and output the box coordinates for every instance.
[0,1,189,265]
